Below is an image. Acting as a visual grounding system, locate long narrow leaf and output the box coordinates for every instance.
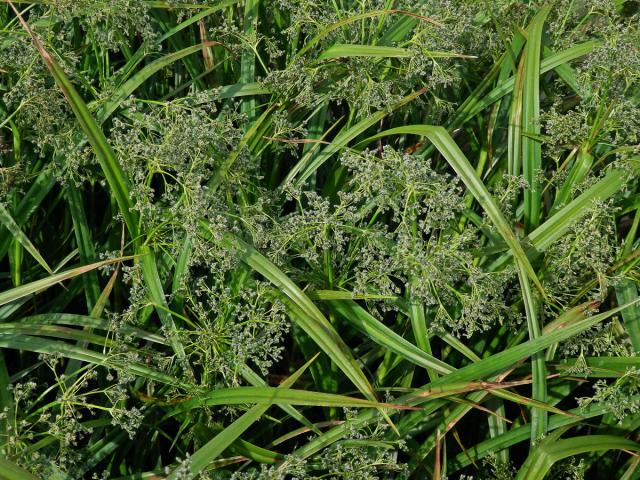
[330,299,454,375]
[96,42,224,123]
[522,6,550,231]
[10,3,138,236]
[0,257,131,307]
[0,203,52,274]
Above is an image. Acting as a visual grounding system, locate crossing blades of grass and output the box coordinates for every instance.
[293,9,440,61]
[464,41,599,120]
[96,42,225,124]
[0,256,132,307]
[490,168,630,270]
[551,147,595,213]
[292,299,639,460]
[284,88,424,188]
[448,395,640,472]
[0,458,40,480]
[165,355,315,480]
[0,202,52,275]
[239,363,322,435]
[329,299,454,375]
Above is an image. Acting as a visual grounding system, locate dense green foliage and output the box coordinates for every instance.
[0,0,639,478]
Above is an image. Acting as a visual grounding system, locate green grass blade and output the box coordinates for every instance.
[330,299,453,375]
[318,44,410,59]
[138,245,189,363]
[96,42,223,124]
[0,352,13,450]
[171,235,191,312]
[0,323,118,346]
[0,202,52,275]
[0,256,131,307]
[615,278,640,353]
[517,259,547,444]
[407,298,439,382]
[487,397,510,464]
[15,8,189,363]
[553,356,640,378]
[168,387,409,416]
[0,334,179,385]
[166,355,316,479]
[218,82,269,99]
[65,186,100,310]
[20,313,166,344]
[521,6,551,232]
[508,56,526,175]
[307,290,397,301]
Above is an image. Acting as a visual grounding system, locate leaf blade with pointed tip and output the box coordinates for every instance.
[166,355,316,479]
[0,257,131,307]
[0,203,52,275]
[522,6,551,232]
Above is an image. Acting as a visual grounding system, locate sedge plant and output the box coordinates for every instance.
[0,0,639,479]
